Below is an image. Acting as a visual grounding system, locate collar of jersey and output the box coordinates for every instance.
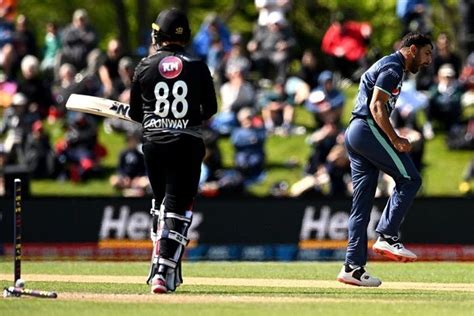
[158,44,185,52]
[395,51,406,68]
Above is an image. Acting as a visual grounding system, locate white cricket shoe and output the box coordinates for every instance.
[372,236,417,262]
[337,265,382,287]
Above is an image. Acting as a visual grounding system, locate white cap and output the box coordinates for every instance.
[438,64,455,78]
[237,107,254,122]
[308,90,325,104]
[267,11,286,26]
[21,55,39,74]
[73,8,88,21]
[12,92,28,106]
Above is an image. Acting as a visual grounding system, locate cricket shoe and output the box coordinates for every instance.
[372,235,417,262]
[151,274,168,294]
[337,265,382,287]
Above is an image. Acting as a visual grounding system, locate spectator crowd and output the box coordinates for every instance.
[0,0,473,197]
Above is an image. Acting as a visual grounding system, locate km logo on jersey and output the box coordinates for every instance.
[159,56,183,79]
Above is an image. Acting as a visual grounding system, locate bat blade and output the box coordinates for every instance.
[65,94,137,123]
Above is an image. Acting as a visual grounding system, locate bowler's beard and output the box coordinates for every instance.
[409,54,422,74]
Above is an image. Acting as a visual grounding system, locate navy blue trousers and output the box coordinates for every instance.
[344,118,421,266]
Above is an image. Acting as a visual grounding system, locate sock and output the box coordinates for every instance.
[383,234,400,240]
[345,264,360,272]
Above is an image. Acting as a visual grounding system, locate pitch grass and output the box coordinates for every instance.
[1,261,474,316]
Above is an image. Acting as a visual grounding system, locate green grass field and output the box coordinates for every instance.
[1,261,473,316]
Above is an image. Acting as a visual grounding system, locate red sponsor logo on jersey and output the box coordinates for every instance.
[159,56,183,79]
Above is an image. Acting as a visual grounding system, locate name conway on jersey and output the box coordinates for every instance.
[129,44,217,143]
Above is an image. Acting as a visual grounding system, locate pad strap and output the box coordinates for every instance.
[158,257,177,269]
[163,211,192,223]
[158,229,189,246]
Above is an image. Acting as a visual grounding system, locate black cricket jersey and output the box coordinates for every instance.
[129,44,218,143]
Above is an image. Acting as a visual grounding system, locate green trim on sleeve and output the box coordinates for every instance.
[374,86,391,96]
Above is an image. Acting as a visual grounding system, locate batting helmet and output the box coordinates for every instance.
[152,8,191,45]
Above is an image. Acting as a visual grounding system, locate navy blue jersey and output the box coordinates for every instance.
[352,51,405,118]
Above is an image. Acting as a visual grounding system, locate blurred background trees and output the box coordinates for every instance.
[19,0,463,62]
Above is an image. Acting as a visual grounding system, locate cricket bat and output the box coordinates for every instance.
[65,94,138,123]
